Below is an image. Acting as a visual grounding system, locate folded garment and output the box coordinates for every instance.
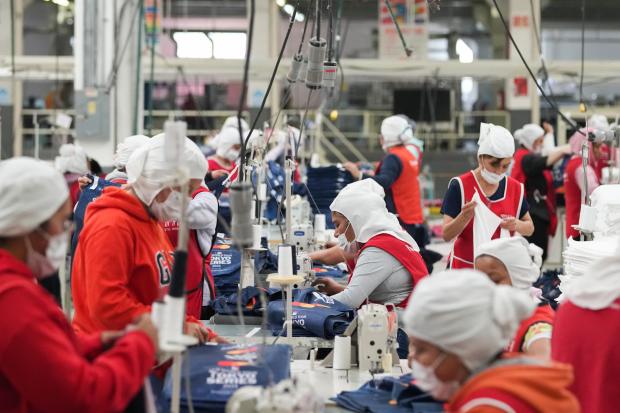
[210,236,242,296]
[162,344,291,413]
[332,374,443,413]
[312,264,346,278]
[210,286,278,317]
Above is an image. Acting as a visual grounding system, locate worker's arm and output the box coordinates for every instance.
[545,145,571,166]
[503,211,534,237]
[308,245,351,265]
[0,287,156,413]
[189,191,219,253]
[442,201,476,242]
[523,322,552,359]
[370,154,402,190]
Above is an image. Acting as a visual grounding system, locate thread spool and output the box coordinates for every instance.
[287,53,303,83]
[305,37,327,89]
[258,183,268,202]
[333,335,351,370]
[298,56,308,83]
[322,60,338,88]
[579,205,598,232]
[252,224,262,250]
[314,214,326,233]
[278,244,294,276]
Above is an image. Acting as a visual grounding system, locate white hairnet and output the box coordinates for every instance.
[475,237,543,290]
[588,114,609,131]
[54,143,89,175]
[127,134,208,205]
[330,179,419,251]
[222,116,249,132]
[381,115,414,149]
[403,269,535,371]
[113,135,150,169]
[215,127,243,157]
[514,124,544,151]
[0,157,69,237]
[246,129,265,150]
[477,123,515,158]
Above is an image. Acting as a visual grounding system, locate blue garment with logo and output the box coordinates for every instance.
[333,374,444,413]
[71,175,121,254]
[210,236,242,297]
[267,288,355,339]
[312,264,346,278]
[162,344,291,413]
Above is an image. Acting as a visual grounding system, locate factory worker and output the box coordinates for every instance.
[475,237,553,358]
[71,137,218,344]
[563,127,603,239]
[106,134,150,184]
[403,270,579,411]
[152,133,219,319]
[588,114,612,180]
[511,124,571,260]
[206,123,246,186]
[552,253,620,412]
[0,157,158,413]
[54,143,90,206]
[313,179,428,309]
[441,123,534,269]
[344,116,425,247]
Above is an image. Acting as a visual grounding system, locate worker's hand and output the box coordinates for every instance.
[543,121,554,135]
[211,170,229,180]
[500,216,517,232]
[78,175,93,190]
[459,200,477,223]
[312,277,340,296]
[343,162,361,180]
[185,321,211,344]
[132,314,159,353]
[101,330,126,350]
[212,335,230,344]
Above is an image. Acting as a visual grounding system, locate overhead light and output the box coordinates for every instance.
[283,4,294,14]
[276,0,286,6]
[456,38,474,63]
[46,0,70,7]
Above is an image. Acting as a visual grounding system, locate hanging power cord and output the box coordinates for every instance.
[236,0,256,182]
[104,0,142,93]
[132,0,145,134]
[294,90,314,158]
[491,0,584,136]
[578,0,586,112]
[383,0,413,57]
[146,2,158,135]
[528,0,558,108]
[9,0,16,158]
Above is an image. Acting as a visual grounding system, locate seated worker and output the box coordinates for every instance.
[404,270,579,412]
[206,124,243,190]
[442,123,534,269]
[564,127,603,239]
[106,134,150,184]
[0,157,158,413]
[475,237,553,358]
[71,136,217,343]
[204,116,249,158]
[552,254,620,412]
[344,115,426,250]
[511,124,571,260]
[313,179,428,309]
[54,143,91,207]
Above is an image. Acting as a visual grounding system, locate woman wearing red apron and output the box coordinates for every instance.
[441,123,534,269]
[475,236,553,359]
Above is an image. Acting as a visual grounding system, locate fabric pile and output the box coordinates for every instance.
[562,237,620,278]
[591,185,620,237]
[306,165,354,228]
[332,374,443,413]
[162,344,291,413]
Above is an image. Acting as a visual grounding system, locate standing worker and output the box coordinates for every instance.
[54,143,90,207]
[0,157,158,413]
[441,123,534,269]
[105,134,151,184]
[511,124,571,260]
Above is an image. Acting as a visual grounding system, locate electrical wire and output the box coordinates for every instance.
[491,0,584,136]
[147,3,158,135]
[315,0,321,39]
[297,1,311,54]
[104,0,141,93]
[327,0,334,61]
[528,0,558,108]
[578,0,586,108]
[133,0,145,135]
[294,90,314,158]
[9,0,16,158]
[237,0,255,181]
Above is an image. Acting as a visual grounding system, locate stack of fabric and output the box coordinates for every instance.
[306,165,354,228]
[562,237,620,277]
[332,374,443,413]
[162,344,291,413]
[591,185,620,237]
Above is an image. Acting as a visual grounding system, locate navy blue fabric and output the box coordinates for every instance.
[253,161,307,221]
[162,344,291,413]
[306,166,354,229]
[312,264,346,278]
[71,176,121,254]
[534,268,562,310]
[440,177,529,219]
[210,287,281,317]
[210,237,241,297]
[267,288,355,339]
[332,374,443,413]
[368,154,402,216]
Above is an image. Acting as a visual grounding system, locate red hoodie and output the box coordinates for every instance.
[0,249,155,413]
[72,187,177,333]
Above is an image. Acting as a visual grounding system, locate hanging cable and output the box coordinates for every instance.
[294,90,314,158]
[528,0,558,108]
[315,0,321,39]
[146,2,158,135]
[105,0,142,93]
[237,0,255,181]
[383,0,413,57]
[578,0,586,112]
[491,0,584,136]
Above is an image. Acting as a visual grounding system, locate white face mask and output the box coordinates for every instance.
[411,353,461,401]
[150,190,185,222]
[337,222,352,249]
[25,229,69,279]
[480,167,504,185]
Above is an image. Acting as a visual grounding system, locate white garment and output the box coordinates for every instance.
[330,180,419,251]
[54,143,89,175]
[514,124,544,151]
[477,123,515,158]
[113,135,150,169]
[475,236,543,290]
[381,116,414,149]
[0,157,69,237]
[566,251,620,310]
[403,269,535,371]
[471,191,502,258]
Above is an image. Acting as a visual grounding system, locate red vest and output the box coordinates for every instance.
[564,157,583,239]
[376,145,423,225]
[207,157,238,192]
[507,304,554,353]
[511,148,558,236]
[450,171,524,269]
[161,187,215,319]
[348,233,428,308]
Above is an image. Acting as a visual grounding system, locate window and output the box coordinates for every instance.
[173,31,247,59]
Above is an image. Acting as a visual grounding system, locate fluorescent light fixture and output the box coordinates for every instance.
[209,32,247,59]
[173,32,213,59]
[456,38,474,63]
[276,0,286,6]
[461,77,474,94]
